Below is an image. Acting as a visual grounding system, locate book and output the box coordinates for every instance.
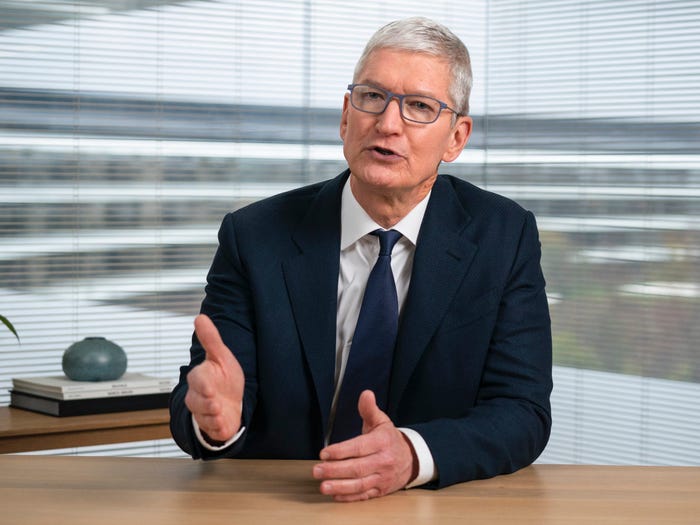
[9,389,171,417]
[11,373,174,400]
[15,384,173,401]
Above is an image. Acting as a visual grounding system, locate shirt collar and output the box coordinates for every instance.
[340,177,431,250]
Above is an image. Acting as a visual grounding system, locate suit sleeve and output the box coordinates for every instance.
[408,211,553,488]
[169,214,259,459]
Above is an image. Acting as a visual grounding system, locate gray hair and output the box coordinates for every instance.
[353,17,473,115]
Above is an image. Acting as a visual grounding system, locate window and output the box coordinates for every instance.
[486,0,700,464]
[1,0,698,463]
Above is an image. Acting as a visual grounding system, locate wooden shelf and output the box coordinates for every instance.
[0,406,170,453]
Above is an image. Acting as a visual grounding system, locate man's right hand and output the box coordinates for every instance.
[184,314,245,443]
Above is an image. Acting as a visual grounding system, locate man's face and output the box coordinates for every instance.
[340,48,472,200]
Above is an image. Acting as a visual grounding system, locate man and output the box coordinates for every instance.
[170,17,552,502]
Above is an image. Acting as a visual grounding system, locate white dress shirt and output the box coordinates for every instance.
[194,178,437,488]
[335,180,436,488]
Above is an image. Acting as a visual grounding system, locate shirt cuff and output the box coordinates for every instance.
[398,427,437,488]
[192,413,245,452]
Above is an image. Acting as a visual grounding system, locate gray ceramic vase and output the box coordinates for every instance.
[62,337,127,381]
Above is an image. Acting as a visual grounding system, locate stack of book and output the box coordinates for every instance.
[10,372,174,417]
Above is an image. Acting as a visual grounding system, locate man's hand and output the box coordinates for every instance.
[313,390,418,502]
[184,314,244,443]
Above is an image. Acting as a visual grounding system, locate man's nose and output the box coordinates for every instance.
[376,97,404,130]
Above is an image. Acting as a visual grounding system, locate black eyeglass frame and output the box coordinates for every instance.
[346,83,462,124]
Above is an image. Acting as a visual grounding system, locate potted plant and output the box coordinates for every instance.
[1,314,19,340]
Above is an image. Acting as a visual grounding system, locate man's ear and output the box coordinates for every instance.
[339,94,350,141]
[442,116,473,163]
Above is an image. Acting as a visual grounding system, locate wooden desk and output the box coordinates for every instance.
[1,456,698,524]
[0,406,171,453]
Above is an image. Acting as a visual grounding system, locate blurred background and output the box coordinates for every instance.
[1,0,698,462]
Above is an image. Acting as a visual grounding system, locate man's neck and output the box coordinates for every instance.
[349,175,436,229]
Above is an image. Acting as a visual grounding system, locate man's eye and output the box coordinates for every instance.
[407,99,435,113]
[364,90,385,101]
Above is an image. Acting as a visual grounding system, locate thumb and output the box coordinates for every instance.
[358,390,391,433]
[194,314,232,366]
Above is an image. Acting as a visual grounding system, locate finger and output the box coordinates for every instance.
[319,392,385,461]
[320,432,378,461]
[184,385,221,415]
[313,454,378,481]
[194,413,237,441]
[185,361,218,394]
[186,383,242,440]
[194,314,231,366]
[358,390,391,433]
[333,489,381,503]
[318,473,381,497]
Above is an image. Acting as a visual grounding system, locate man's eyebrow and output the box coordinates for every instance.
[359,79,437,98]
[359,79,385,89]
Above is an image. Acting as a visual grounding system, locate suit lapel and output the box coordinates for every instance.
[282,171,347,434]
[388,176,478,413]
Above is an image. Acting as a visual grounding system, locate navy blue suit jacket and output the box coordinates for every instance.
[169,170,552,489]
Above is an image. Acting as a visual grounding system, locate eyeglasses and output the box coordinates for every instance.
[347,83,460,124]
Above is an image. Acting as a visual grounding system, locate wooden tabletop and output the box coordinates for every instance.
[0,406,171,452]
[1,455,698,524]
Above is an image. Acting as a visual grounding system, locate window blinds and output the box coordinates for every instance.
[1,0,698,463]
[484,0,700,464]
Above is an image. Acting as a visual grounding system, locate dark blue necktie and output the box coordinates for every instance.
[330,229,402,444]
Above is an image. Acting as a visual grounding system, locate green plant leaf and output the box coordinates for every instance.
[1,314,20,341]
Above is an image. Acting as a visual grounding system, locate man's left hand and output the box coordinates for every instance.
[313,390,418,502]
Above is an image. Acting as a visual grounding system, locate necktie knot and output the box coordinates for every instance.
[371,229,402,256]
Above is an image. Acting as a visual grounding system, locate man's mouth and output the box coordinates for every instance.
[373,146,397,156]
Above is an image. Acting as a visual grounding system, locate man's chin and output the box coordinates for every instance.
[350,171,404,193]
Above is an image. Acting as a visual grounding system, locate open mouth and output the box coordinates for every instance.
[374,146,397,156]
